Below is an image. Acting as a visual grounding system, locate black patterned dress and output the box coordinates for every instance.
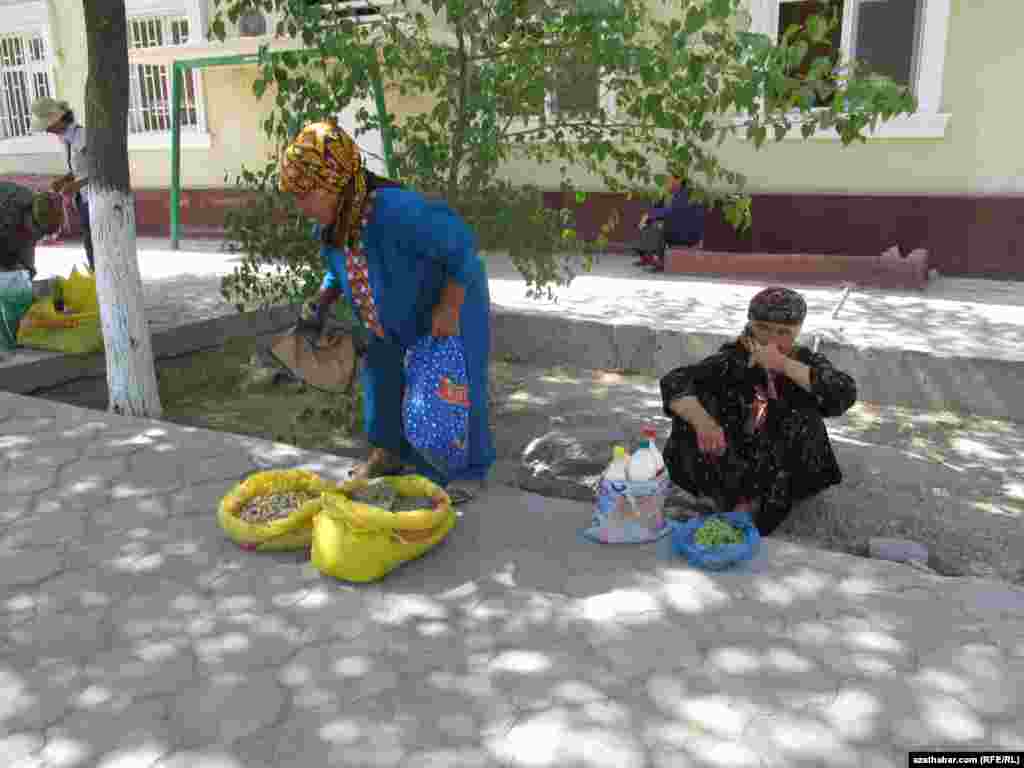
[659,341,858,535]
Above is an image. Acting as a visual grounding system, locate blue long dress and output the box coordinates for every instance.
[316,186,496,485]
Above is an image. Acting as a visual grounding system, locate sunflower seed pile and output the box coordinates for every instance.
[392,495,436,512]
[237,491,318,523]
[349,482,399,509]
[348,478,435,513]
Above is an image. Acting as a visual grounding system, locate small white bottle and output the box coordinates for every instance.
[641,425,666,478]
[605,445,629,483]
[627,439,659,483]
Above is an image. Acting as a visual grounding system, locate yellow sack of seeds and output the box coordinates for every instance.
[311,475,456,583]
[218,469,338,551]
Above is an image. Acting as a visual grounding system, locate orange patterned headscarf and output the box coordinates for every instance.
[279,120,368,250]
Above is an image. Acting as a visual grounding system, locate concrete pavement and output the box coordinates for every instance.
[3,391,1024,767]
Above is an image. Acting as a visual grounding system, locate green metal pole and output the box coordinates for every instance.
[170,62,183,250]
[367,53,396,180]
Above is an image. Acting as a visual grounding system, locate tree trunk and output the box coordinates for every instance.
[83,0,162,418]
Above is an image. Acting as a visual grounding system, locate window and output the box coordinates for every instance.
[306,0,389,25]
[499,0,617,124]
[749,0,951,138]
[852,0,922,90]
[262,0,392,34]
[550,55,603,118]
[776,0,843,109]
[777,0,921,94]
[126,14,204,135]
[0,31,52,139]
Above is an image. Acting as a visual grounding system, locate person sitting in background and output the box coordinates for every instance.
[659,286,857,535]
[630,173,705,273]
[0,182,64,278]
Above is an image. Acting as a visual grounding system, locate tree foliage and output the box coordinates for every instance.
[212,0,914,299]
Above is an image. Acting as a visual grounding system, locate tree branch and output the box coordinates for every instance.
[504,118,650,139]
[447,19,470,198]
[467,41,565,63]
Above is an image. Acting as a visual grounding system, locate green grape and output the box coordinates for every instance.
[694,518,745,548]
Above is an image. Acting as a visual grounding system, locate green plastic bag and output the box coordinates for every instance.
[0,270,33,358]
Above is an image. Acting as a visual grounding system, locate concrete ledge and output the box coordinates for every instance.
[6,298,1020,422]
[664,247,930,291]
[2,303,301,396]
[490,307,1024,421]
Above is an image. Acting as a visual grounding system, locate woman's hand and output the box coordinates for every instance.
[742,335,788,372]
[431,303,460,337]
[694,416,727,457]
[51,174,73,193]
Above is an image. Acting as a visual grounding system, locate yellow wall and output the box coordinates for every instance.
[497,0,1024,198]
[130,65,279,189]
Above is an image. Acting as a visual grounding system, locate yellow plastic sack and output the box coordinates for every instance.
[311,475,456,583]
[61,267,99,313]
[16,298,103,355]
[217,469,338,551]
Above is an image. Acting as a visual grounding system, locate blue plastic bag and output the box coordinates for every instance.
[403,336,470,478]
[670,510,761,571]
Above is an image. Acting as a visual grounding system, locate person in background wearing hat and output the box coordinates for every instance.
[659,286,857,535]
[0,181,64,277]
[30,98,94,272]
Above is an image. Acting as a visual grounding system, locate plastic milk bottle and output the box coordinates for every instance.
[593,445,629,531]
[627,439,658,482]
[641,425,666,478]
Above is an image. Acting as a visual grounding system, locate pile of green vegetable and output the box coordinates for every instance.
[694,518,745,548]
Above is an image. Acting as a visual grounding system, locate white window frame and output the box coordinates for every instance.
[125,0,211,150]
[746,0,951,140]
[0,0,60,156]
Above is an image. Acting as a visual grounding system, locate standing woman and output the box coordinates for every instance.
[278,120,496,491]
[30,98,94,272]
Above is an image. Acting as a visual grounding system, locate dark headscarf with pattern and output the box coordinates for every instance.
[748,286,807,326]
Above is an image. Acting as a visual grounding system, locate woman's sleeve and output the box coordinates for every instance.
[798,349,858,417]
[310,224,340,294]
[660,351,731,417]
[647,205,669,222]
[409,200,484,286]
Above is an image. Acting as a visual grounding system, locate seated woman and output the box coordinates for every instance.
[629,173,705,272]
[659,286,857,535]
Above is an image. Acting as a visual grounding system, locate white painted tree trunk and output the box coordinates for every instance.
[87,185,162,418]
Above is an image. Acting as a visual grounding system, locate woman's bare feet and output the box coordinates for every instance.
[349,447,403,481]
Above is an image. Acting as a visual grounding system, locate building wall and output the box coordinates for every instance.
[498,0,1024,199]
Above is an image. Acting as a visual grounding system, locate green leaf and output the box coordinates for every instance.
[710,0,732,20]
[575,191,587,204]
[684,7,707,35]
[806,14,827,43]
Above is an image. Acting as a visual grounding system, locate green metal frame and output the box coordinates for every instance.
[169,49,396,250]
